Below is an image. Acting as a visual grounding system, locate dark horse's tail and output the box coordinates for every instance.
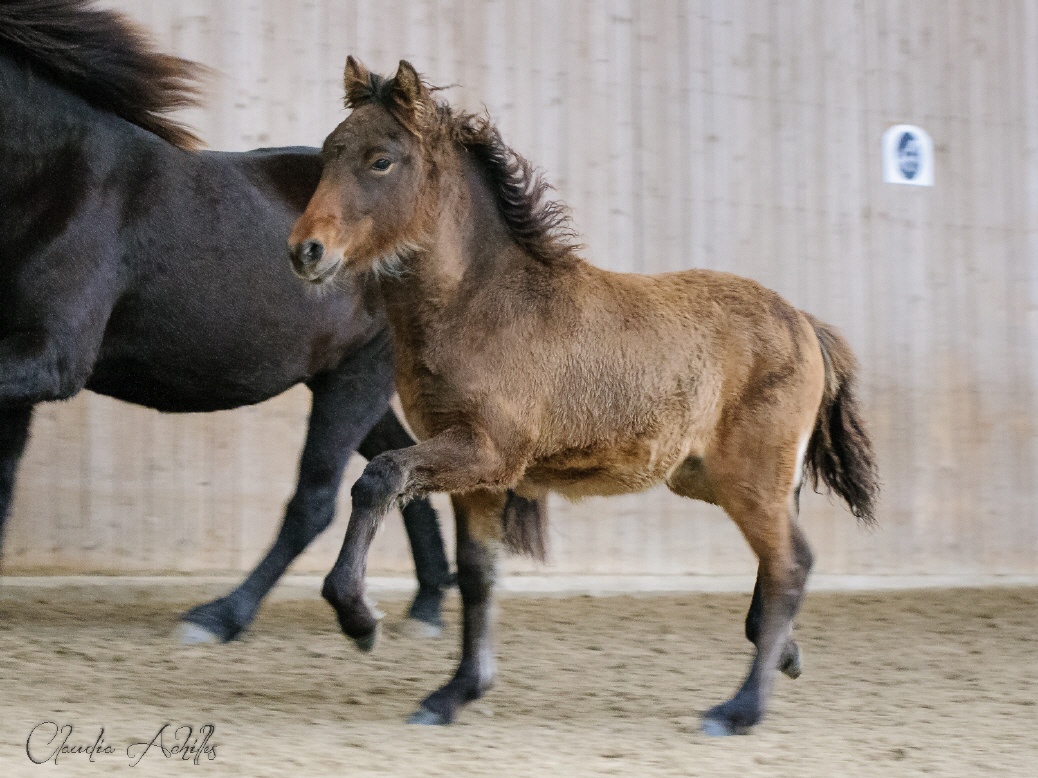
[502,493,549,561]
[804,314,879,525]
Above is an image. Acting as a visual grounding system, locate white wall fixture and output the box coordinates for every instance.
[882,124,934,186]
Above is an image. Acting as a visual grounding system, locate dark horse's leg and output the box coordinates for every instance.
[0,406,34,568]
[356,412,452,632]
[181,333,448,641]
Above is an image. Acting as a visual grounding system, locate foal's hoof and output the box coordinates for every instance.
[779,642,803,679]
[324,585,384,648]
[352,625,380,653]
[407,706,451,726]
[176,622,222,645]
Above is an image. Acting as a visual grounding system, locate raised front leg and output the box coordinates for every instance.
[409,490,503,725]
[357,410,452,633]
[180,334,397,643]
[0,406,34,568]
[322,426,514,650]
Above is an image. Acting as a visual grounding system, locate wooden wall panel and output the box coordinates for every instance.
[5,0,1036,576]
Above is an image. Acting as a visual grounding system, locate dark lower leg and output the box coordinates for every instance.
[182,340,395,641]
[322,455,406,648]
[358,411,452,626]
[745,485,806,678]
[745,570,802,679]
[181,482,338,641]
[324,428,512,650]
[705,523,813,736]
[410,494,500,725]
[400,498,452,625]
[0,406,33,568]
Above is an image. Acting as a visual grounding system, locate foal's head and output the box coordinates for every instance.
[291,56,580,285]
[289,57,437,283]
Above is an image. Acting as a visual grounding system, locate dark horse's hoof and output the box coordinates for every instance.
[177,622,224,645]
[407,706,451,726]
[400,618,443,639]
[700,702,760,737]
[405,586,446,638]
[178,598,246,643]
[701,717,745,737]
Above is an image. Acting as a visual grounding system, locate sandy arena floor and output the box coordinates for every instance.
[0,585,1035,777]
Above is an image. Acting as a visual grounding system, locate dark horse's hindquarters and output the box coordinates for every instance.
[0,1,454,637]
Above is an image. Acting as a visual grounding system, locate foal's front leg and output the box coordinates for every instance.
[322,428,509,649]
[409,490,504,725]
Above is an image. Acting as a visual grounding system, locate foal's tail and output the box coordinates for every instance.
[804,315,879,525]
[502,492,549,561]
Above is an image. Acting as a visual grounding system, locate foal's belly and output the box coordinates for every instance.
[518,440,691,501]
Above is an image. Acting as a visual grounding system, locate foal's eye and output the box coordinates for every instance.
[371,158,393,172]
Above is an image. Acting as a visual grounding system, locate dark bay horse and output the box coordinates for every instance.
[289,58,879,736]
[0,1,463,640]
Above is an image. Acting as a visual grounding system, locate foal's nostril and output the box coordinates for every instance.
[299,239,324,266]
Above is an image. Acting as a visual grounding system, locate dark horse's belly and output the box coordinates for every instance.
[85,354,298,412]
[85,294,379,413]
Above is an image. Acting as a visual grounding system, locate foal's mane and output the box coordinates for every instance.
[348,72,582,265]
[0,0,204,149]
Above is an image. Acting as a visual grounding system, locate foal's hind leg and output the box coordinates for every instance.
[745,571,802,680]
[180,335,397,643]
[704,491,813,736]
[679,417,815,736]
[745,485,805,680]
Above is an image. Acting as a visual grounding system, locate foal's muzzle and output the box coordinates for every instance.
[289,239,341,283]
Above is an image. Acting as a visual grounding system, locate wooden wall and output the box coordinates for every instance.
[5,0,1037,576]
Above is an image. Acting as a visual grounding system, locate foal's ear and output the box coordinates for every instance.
[391,60,431,120]
[343,55,372,108]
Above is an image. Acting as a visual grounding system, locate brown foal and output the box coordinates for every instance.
[288,57,878,736]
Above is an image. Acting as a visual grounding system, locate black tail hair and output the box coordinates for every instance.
[804,314,880,525]
[502,492,548,561]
